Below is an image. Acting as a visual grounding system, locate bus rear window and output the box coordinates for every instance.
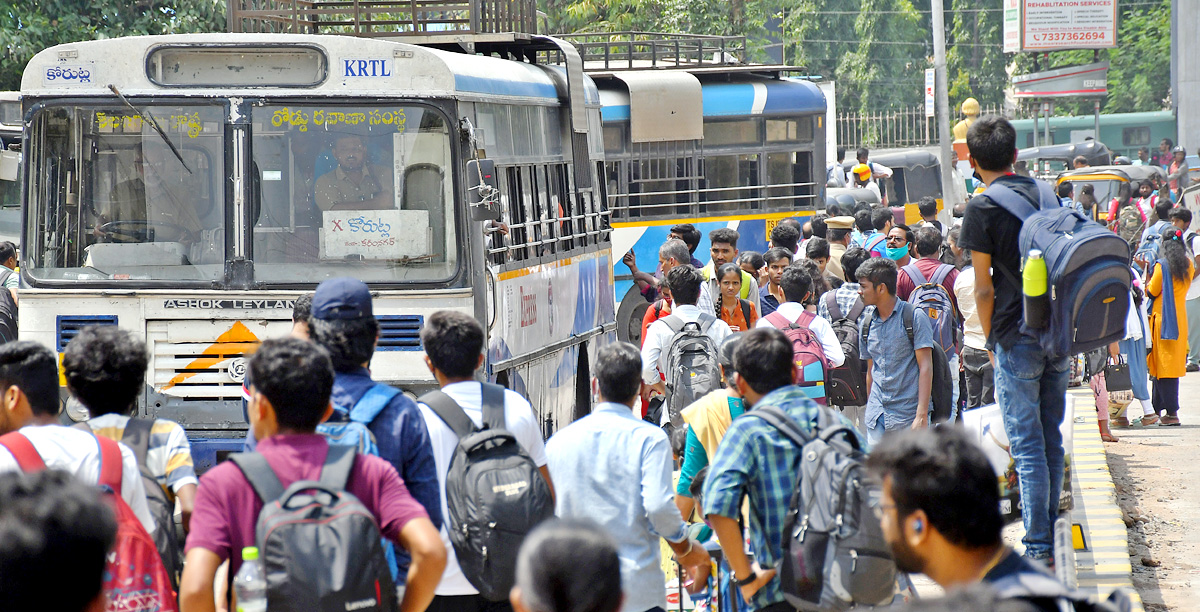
[147,46,326,88]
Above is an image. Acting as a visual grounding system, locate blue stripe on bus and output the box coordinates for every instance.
[602,105,631,121]
[454,74,559,99]
[702,83,756,117]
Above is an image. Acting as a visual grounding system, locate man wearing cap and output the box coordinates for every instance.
[307,277,443,571]
[825,216,855,282]
[854,147,893,206]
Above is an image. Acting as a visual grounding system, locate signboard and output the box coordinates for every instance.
[1003,0,1021,53]
[1022,0,1117,51]
[924,69,935,118]
[320,209,430,259]
[1012,61,1109,98]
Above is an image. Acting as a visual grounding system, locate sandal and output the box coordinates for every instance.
[1140,414,1160,426]
[1101,433,1120,442]
[1112,417,1131,427]
[1160,416,1182,426]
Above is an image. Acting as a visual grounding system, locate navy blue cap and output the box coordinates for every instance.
[311,277,374,321]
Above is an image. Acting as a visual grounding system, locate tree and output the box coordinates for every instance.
[0,1,226,90]
[946,0,1007,110]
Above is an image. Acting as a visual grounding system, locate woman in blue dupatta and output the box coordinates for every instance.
[1147,227,1195,425]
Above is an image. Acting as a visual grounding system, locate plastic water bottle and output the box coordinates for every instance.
[234,546,267,612]
[1023,250,1050,329]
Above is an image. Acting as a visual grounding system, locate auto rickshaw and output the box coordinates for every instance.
[1018,141,1113,179]
[842,150,943,225]
[1056,165,1167,222]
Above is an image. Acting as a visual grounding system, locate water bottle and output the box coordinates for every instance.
[234,546,267,612]
[1023,250,1050,329]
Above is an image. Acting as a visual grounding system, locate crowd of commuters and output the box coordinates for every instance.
[0,117,1166,612]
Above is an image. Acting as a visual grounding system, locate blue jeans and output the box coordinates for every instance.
[993,337,1070,560]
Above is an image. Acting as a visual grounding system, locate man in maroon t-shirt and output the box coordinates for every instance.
[896,226,960,313]
[179,338,446,612]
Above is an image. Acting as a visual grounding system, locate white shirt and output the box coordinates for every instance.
[757,302,846,367]
[950,167,970,208]
[641,304,733,384]
[0,424,156,534]
[954,266,987,350]
[417,382,549,596]
[697,283,715,315]
[1186,233,1200,301]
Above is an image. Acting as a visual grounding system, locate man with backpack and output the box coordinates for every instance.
[67,326,198,584]
[957,115,1074,566]
[818,246,872,424]
[181,338,446,612]
[307,278,443,549]
[857,257,937,445]
[1135,199,1176,270]
[702,328,869,612]
[642,264,732,406]
[758,266,845,404]
[897,226,963,417]
[862,208,893,258]
[546,342,710,612]
[416,310,554,612]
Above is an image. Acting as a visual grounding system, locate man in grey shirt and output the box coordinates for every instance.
[856,258,935,447]
[546,342,709,612]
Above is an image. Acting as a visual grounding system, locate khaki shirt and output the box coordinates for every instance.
[828,241,847,281]
[314,165,395,211]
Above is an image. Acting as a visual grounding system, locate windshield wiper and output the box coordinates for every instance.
[107,84,192,174]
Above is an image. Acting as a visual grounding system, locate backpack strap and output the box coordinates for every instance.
[984,181,1058,221]
[846,298,866,324]
[229,452,286,503]
[317,444,357,491]
[764,311,790,330]
[0,432,45,472]
[902,263,928,286]
[0,268,13,288]
[745,405,814,448]
[660,314,684,335]
[795,309,816,328]
[739,298,752,325]
[121,417,153,467]
[419,390,477,439]
[695,313,718,335]
[349,383,402,425]
[929,263,955,287]
[480,382,507,431]
[865,234,886,253]
[823,292,844,321]
[94,434,124,495]
[901,301,916,347]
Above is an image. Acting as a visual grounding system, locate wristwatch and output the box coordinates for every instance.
[736,570,759,587]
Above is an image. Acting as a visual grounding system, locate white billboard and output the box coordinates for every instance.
[1003,0,1020,53]
[1022,0,1117,51]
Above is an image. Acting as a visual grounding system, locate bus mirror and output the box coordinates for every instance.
[467,159,500,221]
[0,150,17,182]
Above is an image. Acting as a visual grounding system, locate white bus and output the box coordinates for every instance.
[19,33,613,469]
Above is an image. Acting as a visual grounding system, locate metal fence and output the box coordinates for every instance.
[835,104,1008,150]
[227,0,538,37]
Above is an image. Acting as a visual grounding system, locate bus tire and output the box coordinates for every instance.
[573,341,590,423]
[616,285,651,345]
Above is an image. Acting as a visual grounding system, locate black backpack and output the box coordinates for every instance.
[230,445,399,612]
[862,302,954,423]
[121,418,183,589]
[748,405,897,611]
[420,383,554,601]
[0,268,17,343]
[822,292,867,407]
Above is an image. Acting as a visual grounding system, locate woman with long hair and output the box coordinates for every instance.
[1146,227,1194,425]
[714,262,757,331]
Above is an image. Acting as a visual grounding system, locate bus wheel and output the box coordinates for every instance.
[615,285,651,344]
[573,342,590,423]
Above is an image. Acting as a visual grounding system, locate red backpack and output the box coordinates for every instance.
[0,431,178,612]
[764,310,830,404]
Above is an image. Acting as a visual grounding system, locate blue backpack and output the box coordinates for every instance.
[984,180,1131,358]
[317,383,402,577]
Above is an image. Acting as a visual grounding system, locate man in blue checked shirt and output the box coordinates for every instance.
[702,327,865,611]
[546,342,710,612]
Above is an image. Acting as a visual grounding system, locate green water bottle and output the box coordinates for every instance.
[1023,250,1050,329]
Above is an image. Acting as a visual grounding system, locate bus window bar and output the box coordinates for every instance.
[608,181,817,200]
[228,0,538,38]
[540,32,747,71]
[607,191,819,210]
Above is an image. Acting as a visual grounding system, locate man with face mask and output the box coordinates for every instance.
[867,427,1079,606]
[884,224,914,266]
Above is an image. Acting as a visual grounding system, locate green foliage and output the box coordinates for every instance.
[947,0,1007,109]
[0,0,226,90]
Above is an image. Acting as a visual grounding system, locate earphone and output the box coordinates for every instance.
[913,518,924,533]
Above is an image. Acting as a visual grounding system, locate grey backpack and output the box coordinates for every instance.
[420,383,554,601]
[748,405,897,612]
[230,445,399,612]
[661,314,721,454]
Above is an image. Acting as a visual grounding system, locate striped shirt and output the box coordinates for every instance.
[87,413,199,499]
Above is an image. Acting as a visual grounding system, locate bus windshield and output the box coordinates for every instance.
[27,103,226,283]
[250,103,457,284]
[25,101,459,285]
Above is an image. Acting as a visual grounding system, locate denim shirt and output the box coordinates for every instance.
[860,300,935,429]
[546,402,688,612]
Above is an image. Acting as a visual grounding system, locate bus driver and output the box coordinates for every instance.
[105,141,205,242]
[315,134,396,211]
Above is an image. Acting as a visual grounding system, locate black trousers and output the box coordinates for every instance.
[1152,376,1181,417]
[962,346,995,410]
[426,595,513,612]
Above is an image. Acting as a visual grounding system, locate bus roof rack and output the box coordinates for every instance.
[227,0,539,45]
[542,32,809,77]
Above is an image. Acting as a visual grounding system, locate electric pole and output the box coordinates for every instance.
[931,0,954,209]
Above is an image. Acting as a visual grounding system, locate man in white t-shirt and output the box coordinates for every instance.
[642,264,733,394]
[1169,209,1200,371]
[0,341,155,534]
[416,310,551,612]
[757,266,846,369]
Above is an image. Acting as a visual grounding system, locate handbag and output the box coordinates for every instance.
[1104,356,1133,392]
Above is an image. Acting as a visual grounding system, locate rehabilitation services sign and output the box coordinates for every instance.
[1021,0,1117,51]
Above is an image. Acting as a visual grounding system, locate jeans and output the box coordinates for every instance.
[993,336,1070,560]
[962,346,996,409]
[949,352,961,421]
[1119,336,1151,401]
